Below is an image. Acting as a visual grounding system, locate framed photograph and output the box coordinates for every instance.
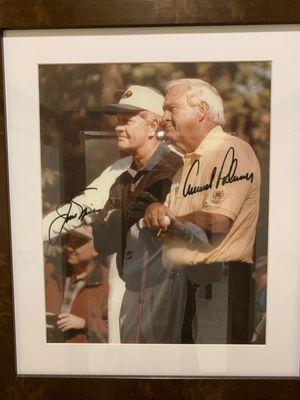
[3,24,299,376]
[1,1,300,398]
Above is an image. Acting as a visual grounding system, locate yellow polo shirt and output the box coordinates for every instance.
[162,126,261,269]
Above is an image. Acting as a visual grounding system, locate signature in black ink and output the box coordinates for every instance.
[48,187,101,245]
[183,147,254,197]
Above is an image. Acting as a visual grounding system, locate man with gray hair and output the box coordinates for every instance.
[144,78,261,343]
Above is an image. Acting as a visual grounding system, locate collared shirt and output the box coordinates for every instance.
[61,277,86,314]
[163,126,261,268]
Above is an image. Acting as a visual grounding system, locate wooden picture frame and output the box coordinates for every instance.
[1,1,300,398]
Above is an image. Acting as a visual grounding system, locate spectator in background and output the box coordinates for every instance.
[45,225,108,343]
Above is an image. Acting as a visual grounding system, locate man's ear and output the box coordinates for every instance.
[150,117,160,132]
[198,101,208,121]
[147,117,161,137]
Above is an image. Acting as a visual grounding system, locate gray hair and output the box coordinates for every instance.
[166,78,225,125]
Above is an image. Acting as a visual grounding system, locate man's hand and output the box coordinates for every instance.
[57,313,86,332]
[144,202,176,230]
[128,192,159,222]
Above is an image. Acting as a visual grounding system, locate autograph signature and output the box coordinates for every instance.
[48,187,101,245]
[183,147,254,197]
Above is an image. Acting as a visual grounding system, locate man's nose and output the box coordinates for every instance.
[115,126,124,135]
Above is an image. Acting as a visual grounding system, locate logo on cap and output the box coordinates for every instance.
[122,91,133,99]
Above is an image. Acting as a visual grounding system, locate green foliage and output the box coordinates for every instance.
[40,61,271,149]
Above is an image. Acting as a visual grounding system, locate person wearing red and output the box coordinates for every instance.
[45,226,108,343]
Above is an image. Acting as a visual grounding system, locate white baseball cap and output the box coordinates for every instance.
[102,85,164,116]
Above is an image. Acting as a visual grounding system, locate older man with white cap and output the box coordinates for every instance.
[43,85,168,243]
[92,84,186,343]
[43,84,186,343]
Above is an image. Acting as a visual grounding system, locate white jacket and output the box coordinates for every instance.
[43,156,132,242]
